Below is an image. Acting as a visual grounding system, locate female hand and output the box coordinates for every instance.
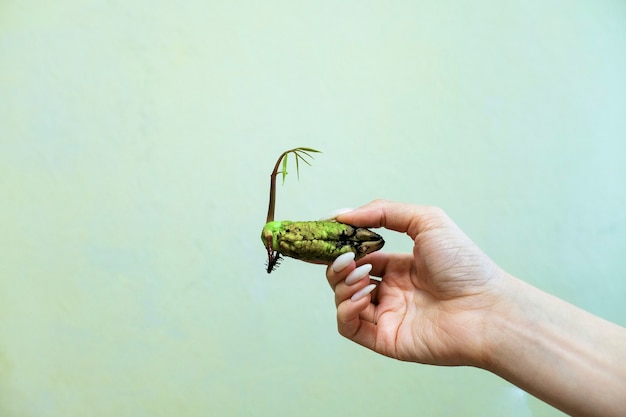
[326,199,507,366]
[326,199,626,417]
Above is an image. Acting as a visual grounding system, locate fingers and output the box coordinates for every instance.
[334,264,374,306]
[326,252,377,307]
[334,199,446,240]
[326,252,356,291]
[326,252,374,301]
[326,252,379,341]
[336,289,378,344]
[326,252,380,291]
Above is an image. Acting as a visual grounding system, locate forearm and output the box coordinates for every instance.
[482,275,626,417]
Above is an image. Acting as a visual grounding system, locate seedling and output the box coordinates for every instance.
[261,147,384,273]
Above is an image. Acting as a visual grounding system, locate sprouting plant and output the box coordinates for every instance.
[265,147,321,224]
[260,147,384,273]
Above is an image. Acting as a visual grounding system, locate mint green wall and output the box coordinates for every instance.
[1,1,624,416]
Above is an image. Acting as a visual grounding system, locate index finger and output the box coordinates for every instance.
[335,199,446,240]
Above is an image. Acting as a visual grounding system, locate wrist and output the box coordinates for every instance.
[474,272,626,417]
[474,272,535,372]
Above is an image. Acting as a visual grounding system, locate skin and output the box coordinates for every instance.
[325,199,626,417]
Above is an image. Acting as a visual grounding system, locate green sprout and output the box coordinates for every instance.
[266,147,321,224]
[261,147,384,273]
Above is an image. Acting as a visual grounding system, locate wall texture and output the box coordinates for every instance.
[1,1,625,416]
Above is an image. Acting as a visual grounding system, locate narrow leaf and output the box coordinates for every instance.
[295,152,300,180]
[297,153,313,166]
[281,153,288,184]
[297,147,321,154]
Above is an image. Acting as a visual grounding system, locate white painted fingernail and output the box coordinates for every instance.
[332,252,355,273]
[321,208,354,220]
[345,263,372,285]
[351,284,376,302]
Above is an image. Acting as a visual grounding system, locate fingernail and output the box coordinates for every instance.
[331,252,355,273]
[321,208,354,220]
[351,283,376,302]
[345,263,372,285]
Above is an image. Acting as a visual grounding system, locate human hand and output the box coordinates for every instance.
[326,200,508,367]
[326,200,626,417]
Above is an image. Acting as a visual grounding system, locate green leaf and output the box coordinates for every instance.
[295,152,300,180]
[278,147,321,185]
[281,153,288,185]
[297,147,321,154]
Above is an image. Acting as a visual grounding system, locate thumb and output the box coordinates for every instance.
[335,199,445,240]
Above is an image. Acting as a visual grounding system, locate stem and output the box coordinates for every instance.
[266,150,288,223]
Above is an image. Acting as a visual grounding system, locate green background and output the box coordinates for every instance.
[1,1,624,416]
